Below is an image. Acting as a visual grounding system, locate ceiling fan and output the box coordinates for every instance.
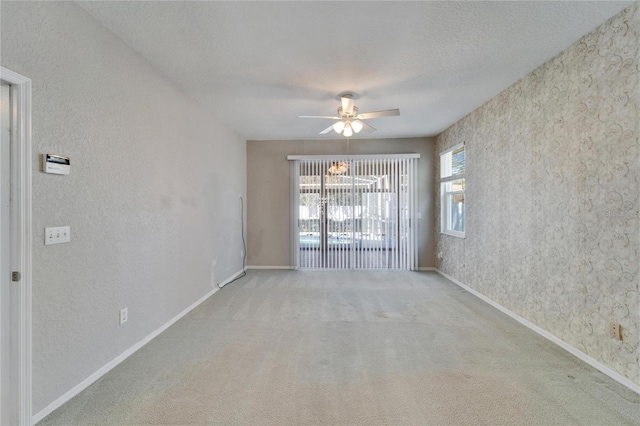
[299,94,400,137]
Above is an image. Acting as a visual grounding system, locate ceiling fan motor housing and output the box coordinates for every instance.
[337,106,358,118]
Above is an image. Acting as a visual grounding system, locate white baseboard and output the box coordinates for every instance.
[417,267,436,271]
[435,269,640,396]
[246,265,293,270]
[31,268,244,425]
[216,268,247,288]
[220,269,246,286]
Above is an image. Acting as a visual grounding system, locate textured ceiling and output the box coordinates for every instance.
[77,1,631,140]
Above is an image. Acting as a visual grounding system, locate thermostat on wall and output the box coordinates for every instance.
[43,154,70,175]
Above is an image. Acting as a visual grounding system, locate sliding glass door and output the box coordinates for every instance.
[290,155,419,270]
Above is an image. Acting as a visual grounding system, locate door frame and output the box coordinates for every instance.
[1,67,33,426]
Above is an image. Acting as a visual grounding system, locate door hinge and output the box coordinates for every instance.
[11,271,21,282]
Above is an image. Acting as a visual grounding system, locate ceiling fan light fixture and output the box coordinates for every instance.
[300,94,399,137]
[328,161,349,175]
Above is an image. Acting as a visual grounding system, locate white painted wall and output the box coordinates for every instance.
[1,2,246,413]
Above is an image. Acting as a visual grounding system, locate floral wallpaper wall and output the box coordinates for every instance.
[436,3,639,385]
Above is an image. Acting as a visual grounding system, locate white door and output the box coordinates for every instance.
[0,81,18,425]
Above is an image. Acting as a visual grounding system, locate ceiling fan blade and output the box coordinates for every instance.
[341,95,355,116]
[319,124,335,134]
[299,115,340,119]
[357,109,400,119]
[360,121,377,132]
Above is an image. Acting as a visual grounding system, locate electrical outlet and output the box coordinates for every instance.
[240,250,244,258]
[437,252,443,259]
[239,193,243,199]
[120,308,128,325]
[609,321,622,340]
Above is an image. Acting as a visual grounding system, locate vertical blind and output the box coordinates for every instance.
[288,155,419,270]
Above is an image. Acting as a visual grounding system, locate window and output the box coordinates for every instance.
[440,143,465,238]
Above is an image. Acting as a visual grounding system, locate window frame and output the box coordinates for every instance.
[440,143,465,238]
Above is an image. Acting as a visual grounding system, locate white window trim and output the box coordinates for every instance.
[439,142,465,157]
[440,142,465,238]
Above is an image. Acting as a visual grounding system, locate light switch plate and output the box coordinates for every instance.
[45,226,71,245]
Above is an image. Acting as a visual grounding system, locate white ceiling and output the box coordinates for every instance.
[77,1,631,140]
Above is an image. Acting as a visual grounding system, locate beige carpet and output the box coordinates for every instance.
[40,270,640,425]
